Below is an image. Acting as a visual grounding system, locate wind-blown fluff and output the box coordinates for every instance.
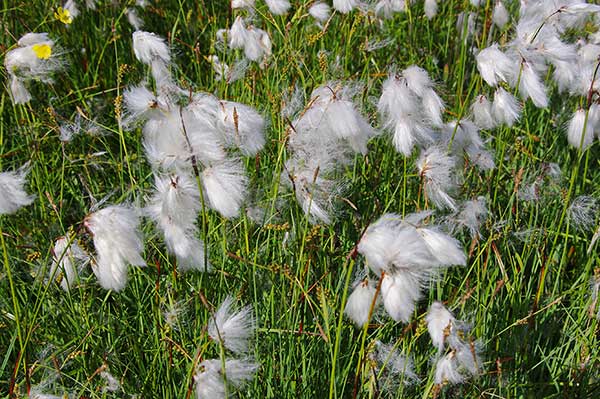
[224,17,272,63]
[492,1,509,28]
[146,173,210,271]
[428,302,483,385]
[476,44,516,87]
[567,108,595,150]
[202,160,248,218]
[85,205,146,291]
[4,33,63,103]
[0,165,34,214]
[216,101,266,155]
[424,0,438,19]
[132,31,175,93]
[194,358,257,399]
[374,341,419,391]
[283,82,377,224]
[132,30,170,65]
[470,95,496,130]
[417,146,458,211]
[426,302,456,351]
[265,0,290,15]
[208,296,255,354]
[309,2,331,22]
[355,213,466,322]
[333,0,358,14]
[345,277,378,327]
[50,236,89,291]
[378,66,443,156]
[492,88,521,126]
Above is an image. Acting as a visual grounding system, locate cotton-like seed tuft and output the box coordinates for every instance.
[85,205,146,291]
[207,296,255,354]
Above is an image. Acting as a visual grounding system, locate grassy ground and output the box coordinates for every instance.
[1,0,599,398]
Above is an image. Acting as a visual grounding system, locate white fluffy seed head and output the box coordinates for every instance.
[132,31,170,65]
[471,95,496,129]
[194,358,257,399]
[434,353,464,385]
[426,301,456,351]
[85,205,146,291]
[265,0,291,15]
[422,88,445,127]
[146,173,211,272]
[492,87,521,126]
[202,160,248,218]
[519,61,548,108]
[345,278,378,327]
[358,213,462,277]
[417,228,466,266]
[64,0,80,19]
[417,146,458,211]
[231,0,255,9]
[8,75,32,104]
[380,273,422,322]
[567,108,595,150]
[476,44,516,87]
[207,296,255,354]
[402,65,434,97]
[453,340,483,377]
[0,166,34,215]
[229,16,248,49]
[122,85,162,124]
[126,8,143,30]
[333,0,358,14]
[492,1,509,28]
[242,28,272,61]
[142,111,190,170]
[309,2,331,22]
[424,0,438,19]
[50,236,89,291]
[216,101,266,155]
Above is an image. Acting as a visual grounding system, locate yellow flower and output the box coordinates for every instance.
[55,7,72,25]
[32,44,52,59]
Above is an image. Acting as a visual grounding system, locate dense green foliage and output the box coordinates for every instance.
[1,1,599,398]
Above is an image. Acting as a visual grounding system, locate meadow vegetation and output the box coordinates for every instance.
[1,0,599,398]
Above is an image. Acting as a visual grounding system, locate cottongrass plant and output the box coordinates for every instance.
[84,205,146,291]
[123,30,266,271]
[194,358,257,399]
[308,2,331,23]
[4,32,63,104]
[446,196,489,239]
[145,173,210,271]
[371,341,419,392]
[218,16,272,64]
[49,235,89,291]
[474,1,600,147]
[378,65,444,156]
[427,302,483,386]
[282,82,377,224]
[416,146,459,211]
[346,212,466,325]
[195,295,257,398]
[0,164,34,214]
[207,295,255,354]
